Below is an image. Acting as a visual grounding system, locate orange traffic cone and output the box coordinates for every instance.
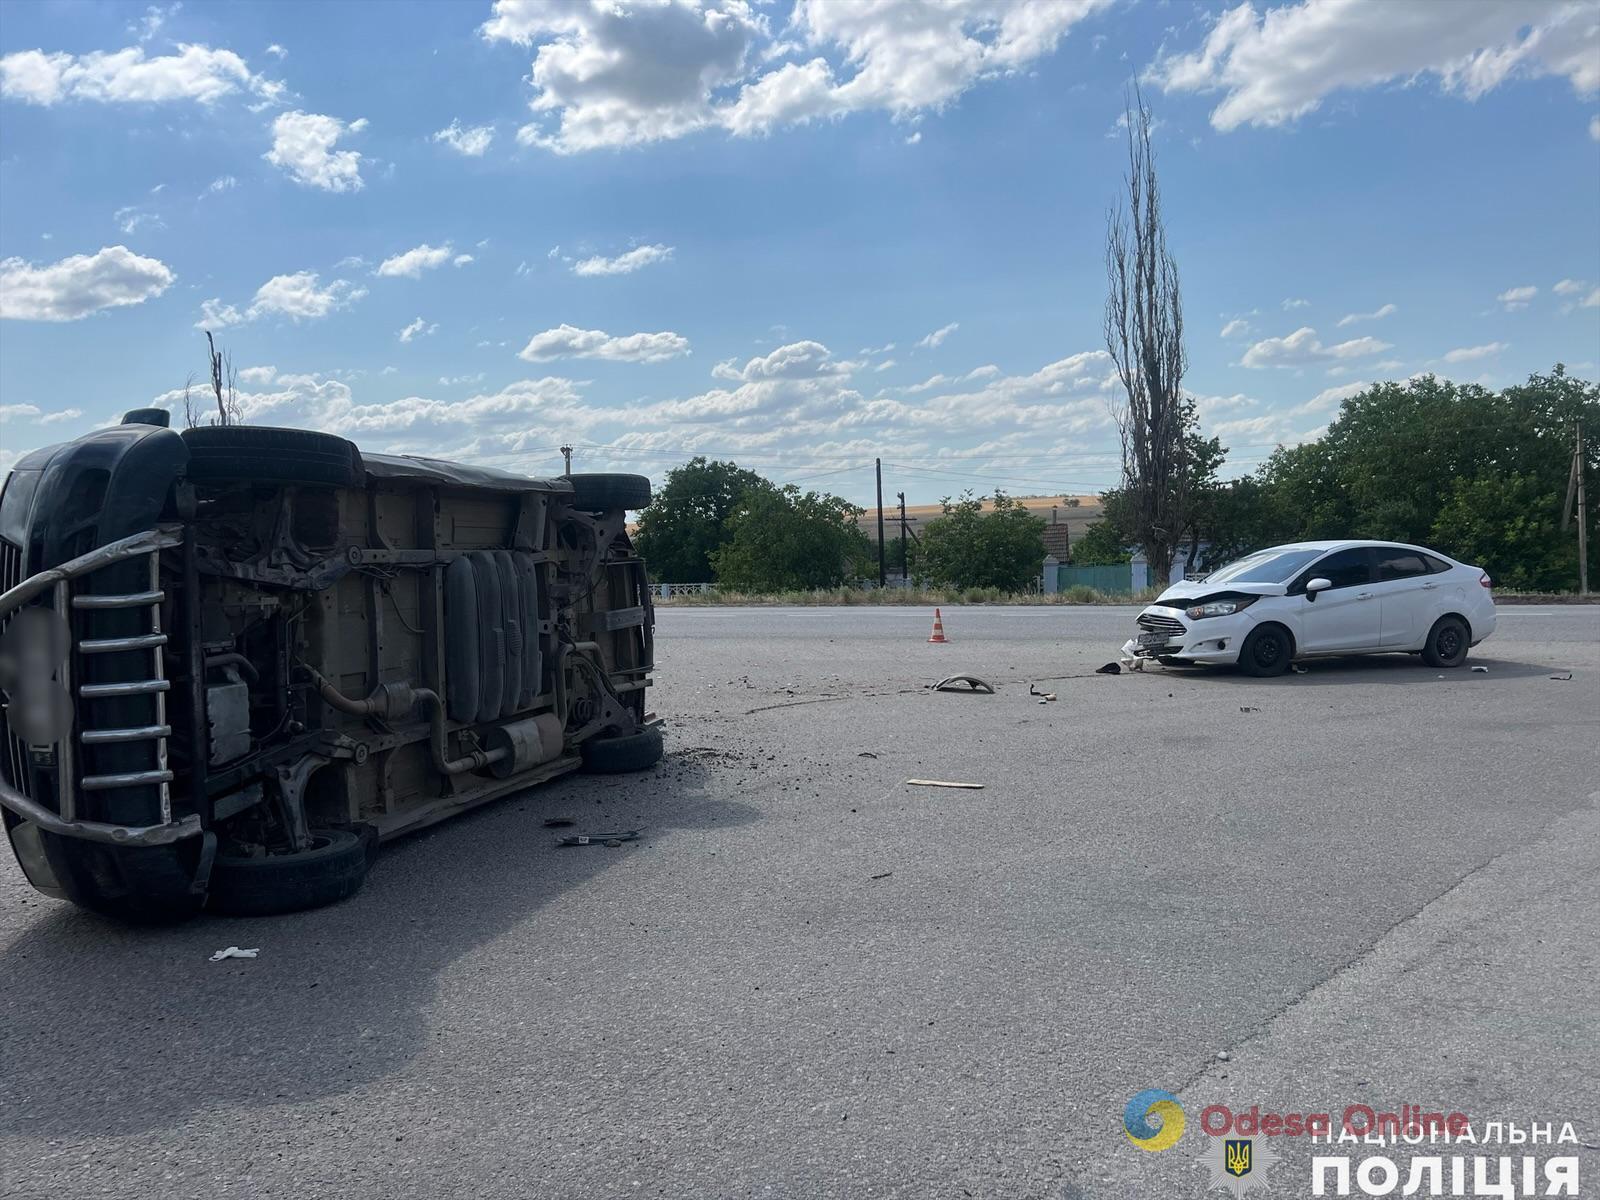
[928,608,948,643]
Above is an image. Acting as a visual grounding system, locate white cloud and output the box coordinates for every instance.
[1583,288,1600,309]
[1149,0,1600,132]
[1443,342,1507,363]
[201,174,238,198]
[905,131,922,145]
[0,245,174,321]
[398,317,438,343]
[571,244,675,276]
[197,271,366,328]
[377,242,454,278]
[1281,297,1310,310]
[1591,114,1600,140]
[453,254,475,266]
[916,321,959,349]
[264,110,367,192]
[1496,285,1537,311]
[485,0,1109,153]
[265,44,288,60]
[1336,302,1397,326]
[1220,318,1252,337]
[237,365,276,383]
[131,4,177,44]
[433,119,495,156]
[1553,278,1587,295]
[1294,381,1368,415]
[517,324,691,363]
[1,402,82,424]
[722,340,849,382]
[0,43,280,107]
[1241,326,1392,368]
[113,204,163,235]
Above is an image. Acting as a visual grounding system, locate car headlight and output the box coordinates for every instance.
[1185,596,1258,620]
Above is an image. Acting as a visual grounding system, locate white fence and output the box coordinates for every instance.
[648,582,715,597]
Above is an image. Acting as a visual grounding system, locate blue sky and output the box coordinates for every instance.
[2,0,1597,505]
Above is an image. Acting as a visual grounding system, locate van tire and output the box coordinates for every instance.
[566,473,652,512]
[1421,616,1469,668]
[580,726,664,774]
[207,829,370,917]
[182,426,364,489]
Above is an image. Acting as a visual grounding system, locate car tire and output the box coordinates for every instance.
[207,829,370,917]
[1237,624,1293,677]
[566,473,652,512]
[1421,616,1469,668]
[182,426,365,489]
[580,726,664,774]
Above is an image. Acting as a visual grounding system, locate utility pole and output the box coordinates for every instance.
[897,491,908,584]
[875,457,886,588]
[1576,424,1589,595]
[560,444,573,476]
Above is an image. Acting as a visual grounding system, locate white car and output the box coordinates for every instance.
[1122,540,1496,677]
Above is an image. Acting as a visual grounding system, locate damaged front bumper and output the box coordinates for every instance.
[1122,606,1257,665]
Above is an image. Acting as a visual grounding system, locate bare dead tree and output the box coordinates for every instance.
[181,372,201,429]
[1105,82,1189,586]
[204,330,242,426]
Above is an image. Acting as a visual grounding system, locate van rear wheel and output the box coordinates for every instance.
[581,726,664,774]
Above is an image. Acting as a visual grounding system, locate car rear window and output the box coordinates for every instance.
[1205,548,1324,584]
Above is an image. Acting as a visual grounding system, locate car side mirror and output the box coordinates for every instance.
[1305,576,1332,601]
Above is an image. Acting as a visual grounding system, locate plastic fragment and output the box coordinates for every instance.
[210,946,259,962]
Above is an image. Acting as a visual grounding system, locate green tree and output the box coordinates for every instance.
[1070,518,1130,565]
[1430,472,1575,591]
[633,457,769,583]
[710,485,870,591]
[917,492,1046,590]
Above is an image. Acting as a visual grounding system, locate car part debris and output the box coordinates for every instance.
[1471,665,1488,673]
[1239,706,1261,713]
[1096,662,1122,675]
[933,675,995,694]
[209,946,259,962]
[858,751,879,758]
[542,817,575,828]
[1550,672,1573,681]
[870,871,893,881]
[1027,684,1058,700]
[556,829,641,847]
[905,779,983,790]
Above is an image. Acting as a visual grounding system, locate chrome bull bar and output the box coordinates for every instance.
[0,525,202,847]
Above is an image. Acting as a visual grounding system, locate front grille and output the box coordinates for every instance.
[0,535,33,801]
[1137,611,1185,638]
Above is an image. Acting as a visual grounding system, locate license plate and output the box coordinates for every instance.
[1138,632,1171,647]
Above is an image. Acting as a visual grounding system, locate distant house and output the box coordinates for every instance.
[1041,522,1071,561]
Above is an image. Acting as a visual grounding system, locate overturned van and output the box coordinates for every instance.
[0,414,660,920]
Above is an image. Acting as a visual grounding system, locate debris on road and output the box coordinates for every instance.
[1096,662,1122,675]
[1291,664,1309,674]
[933,674,995,694]
[1240,706,1261,713]
[210,946,259,962]
[1471,665,1489,673]
[906,779,984,790]
[858,751,879,758]
[1550,672,1574,681]
[542,817,575,827]
[1027,684,1058,700]
[870,871,893,881]
[556,830,642,848]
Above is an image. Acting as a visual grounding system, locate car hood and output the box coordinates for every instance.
[1153,579,1285,606]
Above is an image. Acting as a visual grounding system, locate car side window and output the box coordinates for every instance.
[1295,548,1371,592]
[1420,553,1451,574]
[1376,550,1429,581]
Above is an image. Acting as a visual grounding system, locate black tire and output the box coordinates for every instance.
[1421,616,1470,668]
[207,829,370,917]
[1237,623,1293,677]
[182,426,364,488]
[566,473,652,512]
[580,726,664,774]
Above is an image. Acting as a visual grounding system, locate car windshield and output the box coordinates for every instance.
[1203,547,1326,584]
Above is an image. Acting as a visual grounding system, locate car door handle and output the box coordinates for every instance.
[1421,582,1438,589]
[1356,592,1373,600]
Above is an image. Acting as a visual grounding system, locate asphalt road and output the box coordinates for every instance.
[2,604,1597,1199]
